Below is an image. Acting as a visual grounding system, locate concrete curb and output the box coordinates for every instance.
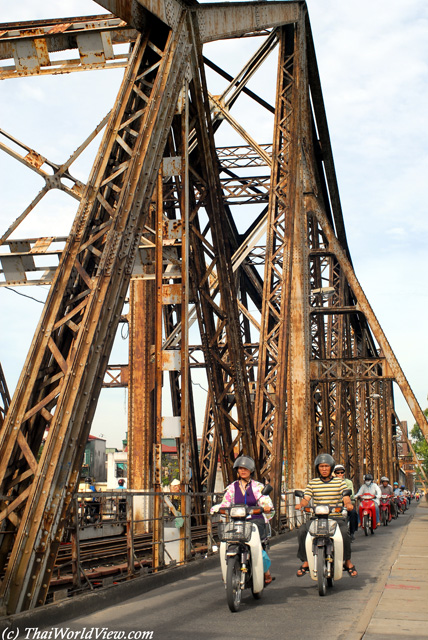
[338,500,426,640]
[0,528,292,633]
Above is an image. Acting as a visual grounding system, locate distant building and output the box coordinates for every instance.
[106,449,128,488]
[81,435,107,482]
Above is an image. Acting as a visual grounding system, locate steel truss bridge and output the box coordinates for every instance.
[0,0,427,615]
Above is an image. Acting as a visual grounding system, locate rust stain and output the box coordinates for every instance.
[385,584,421,590]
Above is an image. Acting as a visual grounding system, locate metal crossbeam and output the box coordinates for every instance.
[0,16,136,78]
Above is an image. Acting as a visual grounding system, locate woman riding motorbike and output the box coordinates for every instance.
[211,455,275,585]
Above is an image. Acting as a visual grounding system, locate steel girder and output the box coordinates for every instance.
[0,11,192,613]
[0,364,10,428]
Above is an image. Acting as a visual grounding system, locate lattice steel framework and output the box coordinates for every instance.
[1,0,428,614]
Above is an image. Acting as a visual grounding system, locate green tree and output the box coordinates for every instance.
[411,408,428,480]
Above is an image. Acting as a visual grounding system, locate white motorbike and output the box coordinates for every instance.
[295,489,351,596]
[215,484,273,612]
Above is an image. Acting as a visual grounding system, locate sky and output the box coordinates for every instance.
[0,0,427,449]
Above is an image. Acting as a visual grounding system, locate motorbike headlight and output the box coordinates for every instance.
[328,520,337,535]
[314,505,329,515]
[308,520,317,535]
[230,506,246,518]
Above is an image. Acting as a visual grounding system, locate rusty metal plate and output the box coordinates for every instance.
[162,283,182,304]
[161,350,181,371]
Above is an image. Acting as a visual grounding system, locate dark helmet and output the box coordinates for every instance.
[380,476,389,483]
[400,485,405,490]
[364,474,373,482]
[118,478,125,485]
[233,455,255,473]
[314,453,335,474]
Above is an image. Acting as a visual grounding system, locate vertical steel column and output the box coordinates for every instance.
[286,12,312,491]
[128,275,155,535]
[178,90,192,561]
[254,22,298,509]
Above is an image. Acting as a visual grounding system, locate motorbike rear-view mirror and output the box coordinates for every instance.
[342,489,352,497]
[261,483,273,496]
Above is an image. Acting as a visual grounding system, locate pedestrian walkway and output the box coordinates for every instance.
[356,500,428,640]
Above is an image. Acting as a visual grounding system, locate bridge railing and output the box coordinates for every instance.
[56,489,306,601]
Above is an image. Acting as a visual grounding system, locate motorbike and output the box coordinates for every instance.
[215,484,273,612]
[390,496,399,519]
[396,494,407,514]
[379,495,392,525]
[83,497,101,523]
[358,493,377,535]
[295,489,352,597]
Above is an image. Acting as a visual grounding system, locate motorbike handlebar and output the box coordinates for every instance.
[218,505,265,516]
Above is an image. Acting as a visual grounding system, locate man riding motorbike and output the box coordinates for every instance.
[333,464,358,541]
[295,453,357,578]
[379,476,394,521]
[211,455,275,585]
[355,474,381,527]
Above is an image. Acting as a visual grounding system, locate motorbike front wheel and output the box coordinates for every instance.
[317,548,327,596]
[251,580,263,600]
[363,514,369,536]
[226,556,242,613]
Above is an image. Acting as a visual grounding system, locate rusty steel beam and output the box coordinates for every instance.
[96,0,301,42]
[0,115,110,248]
[307,193,428,447]
[0,16,136,78]
[0,363,11,428]
[0,11,192,613]
[188,11,260,485]
[393,412,428,492]
[254,17,303,517]
[127,277,155,495]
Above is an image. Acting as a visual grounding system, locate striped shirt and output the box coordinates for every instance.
[304,477,348,515]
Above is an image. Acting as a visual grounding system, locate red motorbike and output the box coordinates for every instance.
[358,493,377,535]
[396,494,407,514]
[379,495,392,525]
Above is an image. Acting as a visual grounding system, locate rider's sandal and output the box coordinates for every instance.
[296,565,309,577]
[345,564,358,577]
[264,575,276,586]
